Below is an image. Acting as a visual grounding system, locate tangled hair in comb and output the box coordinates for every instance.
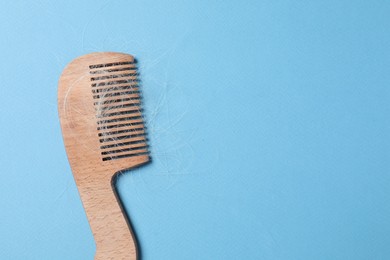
[89,60,149,161]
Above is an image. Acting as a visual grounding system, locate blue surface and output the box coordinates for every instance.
[0,1,389,259]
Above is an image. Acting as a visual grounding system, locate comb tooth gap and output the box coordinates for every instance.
[90,66,136,75]
[98,102,141,111]
[99,133,147,146]
[99,131,146,143]
[101,145,148,155]
[101,140,147,153]
[97,114,143,125]
[93,83,138,93]
[92,84,138,94]
[90,73,138,82]
[90,66,137,77]
[98,127,145,137]
[102,151,149,161]
[100,139,147,150]
[98,105,142,115]
[97,117,144,128]
[89,61,133,69]
[94,97,140,106]
[97,122,143,131]
[91,79,138,89]
[91,79,138,88]
[102,148,149,159]
[93,90,140,100]
[98,109,143,119]
[100,127,145,136]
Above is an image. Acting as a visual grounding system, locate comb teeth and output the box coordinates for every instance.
[90,61,148,161]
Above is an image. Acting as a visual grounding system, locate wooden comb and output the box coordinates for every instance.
[58,52,149,259]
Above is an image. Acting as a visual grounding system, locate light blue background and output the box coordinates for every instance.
[0,1,389,259]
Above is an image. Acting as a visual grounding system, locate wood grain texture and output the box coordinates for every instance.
[58,52,149,260]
